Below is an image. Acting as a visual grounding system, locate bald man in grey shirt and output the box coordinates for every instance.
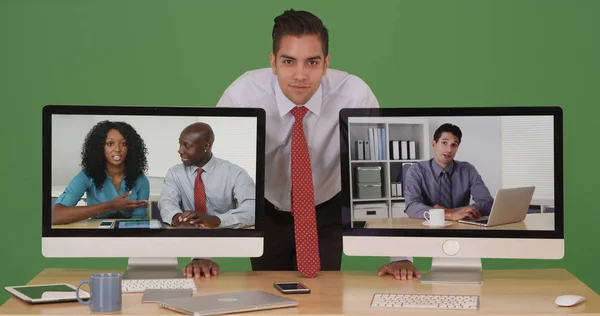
[159,157,255,228]
[403,123,494,221]
[158,122,255,229]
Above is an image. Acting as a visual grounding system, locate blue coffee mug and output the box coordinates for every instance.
[76,273,122,312]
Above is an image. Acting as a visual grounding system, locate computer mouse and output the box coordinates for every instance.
[555,295,585,307]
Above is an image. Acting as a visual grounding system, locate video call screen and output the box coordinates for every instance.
[50,114,258,230]
[342,114,559,233]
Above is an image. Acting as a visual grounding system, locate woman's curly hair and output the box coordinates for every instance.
[80,121,148,192]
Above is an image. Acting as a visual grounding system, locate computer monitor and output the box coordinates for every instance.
[339,106,563,284]
[42,105,265,279]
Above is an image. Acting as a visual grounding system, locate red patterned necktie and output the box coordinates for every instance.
[290,106,320,278]
[194,168,206,213]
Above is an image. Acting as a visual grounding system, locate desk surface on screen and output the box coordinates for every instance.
[51,218,255,230]
[363,213,554,230]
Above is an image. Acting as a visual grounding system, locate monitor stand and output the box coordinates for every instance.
[123,257,183,280]
[418,257,483,284]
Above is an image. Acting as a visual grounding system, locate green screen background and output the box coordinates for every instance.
[1,0,598,304]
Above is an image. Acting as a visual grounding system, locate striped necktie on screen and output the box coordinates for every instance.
[440,170,452,209]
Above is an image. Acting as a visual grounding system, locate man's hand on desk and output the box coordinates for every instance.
[377,260,421,280]
[434,204,481,221]
[181,211,221,228]
[172,211,221,228]
[172,212,200,228]
[183,259,219,278]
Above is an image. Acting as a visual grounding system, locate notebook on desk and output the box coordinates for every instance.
[458,186,535,227]
[157,290,298,316]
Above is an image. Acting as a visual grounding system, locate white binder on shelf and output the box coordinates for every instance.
[356,140,364,160]
[373,128,380,160]
[408,140,416,159]
[400,140,408,160]
[368,128,375,160]
[380,128,386,160]
[391,140,400,160]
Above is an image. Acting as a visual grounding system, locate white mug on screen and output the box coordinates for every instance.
[424,208,445,226]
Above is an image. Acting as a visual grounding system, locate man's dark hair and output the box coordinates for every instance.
[272,9,329,56]
[433,123,463,143]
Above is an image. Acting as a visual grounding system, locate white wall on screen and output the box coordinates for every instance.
[500,115,554,201]
[51,115,96,186]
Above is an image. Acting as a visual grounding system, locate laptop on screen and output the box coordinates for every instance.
[458,186,535,227]
[157,290,298,316]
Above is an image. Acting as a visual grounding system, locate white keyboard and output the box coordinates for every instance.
[122,278,197,293]
[371,293,479,310]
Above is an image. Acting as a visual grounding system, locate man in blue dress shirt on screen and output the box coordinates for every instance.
[182,9,420,280]
[403,123,494,221]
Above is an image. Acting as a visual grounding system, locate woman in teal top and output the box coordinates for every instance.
[52,121,150,225]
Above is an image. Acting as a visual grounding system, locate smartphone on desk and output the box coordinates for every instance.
[98,221,115,229]
[273,282,310,294]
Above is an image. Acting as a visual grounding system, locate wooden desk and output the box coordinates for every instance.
[364,213,554,230]
[52,219,255,230]
[0,268,598,315]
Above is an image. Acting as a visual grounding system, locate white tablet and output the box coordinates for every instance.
[4,283,90,304]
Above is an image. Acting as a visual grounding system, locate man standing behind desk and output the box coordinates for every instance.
[184,9,418,280]
[158,122,256,230]
[403,123,494,221]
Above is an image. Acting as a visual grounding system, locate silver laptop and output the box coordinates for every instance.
[459,186,535,227]
[157,290,298,316]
